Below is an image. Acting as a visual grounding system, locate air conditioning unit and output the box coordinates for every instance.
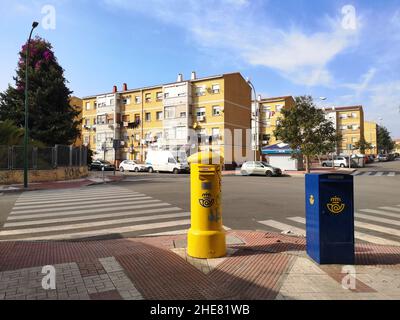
[197,116,206,122]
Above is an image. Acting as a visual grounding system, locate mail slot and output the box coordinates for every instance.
[305,173,355,264]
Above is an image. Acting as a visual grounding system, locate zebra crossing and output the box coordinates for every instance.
[352,171,398,177]
[0,185,196,241]
[258,205,400,246]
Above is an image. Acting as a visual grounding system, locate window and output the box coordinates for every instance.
[340,125,347,130]
[84,119,90,126]
[94,103,97,109]
[351,113,357,118]
[134,114,140,122]
[135,96,141,104]
[164,107,175,119]
[212,106,221,116]
[164,92,170,99]
[145,93,151,103]
[97,115,106,124]
[352,124,359,131]
[84,136,89,145]
[212,128,220,137]
[156,92,163,101]
[86,102,90,110]
[352,137,358,143]
[276,105,283,112]
[195,86,205,96]
[196,107,206,117]
[340,114,348,119]
[156,111,163,120]
[122,115,130,122]
[180,112,187,118]
[263,106,271,112]
[212,84,220,94]
[122,97,131,105]
[165,128,176,139]
[176,127,186,140]
[145,112,151,122]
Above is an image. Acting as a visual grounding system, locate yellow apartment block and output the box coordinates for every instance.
[70,96,83,147]
[324,106,365,155]
[81,72,252,169]
[364,121,378,155]
[257,96,295,147]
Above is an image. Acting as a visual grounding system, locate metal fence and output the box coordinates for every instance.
[0,145,88,170]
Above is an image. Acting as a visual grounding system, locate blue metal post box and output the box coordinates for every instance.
[305,173,355,264]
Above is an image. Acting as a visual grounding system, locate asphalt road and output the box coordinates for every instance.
[0,160,399,243]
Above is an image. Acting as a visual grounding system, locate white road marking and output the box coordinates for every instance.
[287,217,400,246]
[388,172,396,177]
[0,212,191,237]
[355,221,400,237]
[7,219,192,241]
[356,213,400,227]
[359,209,400,219]
[4,207,186,228]
[375,172,384,177]
[258,220,305,236]
[10,202,171,217]
[11,198,158,214]
[379,206,400,213]
[7,206,182,221]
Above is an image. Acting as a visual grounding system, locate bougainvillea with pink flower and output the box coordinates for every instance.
[0,36,80,146]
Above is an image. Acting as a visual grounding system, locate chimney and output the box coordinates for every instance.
[122,83,128,91]
[177,73,183,82]
[112,85,117,93]
[191,71,197,80]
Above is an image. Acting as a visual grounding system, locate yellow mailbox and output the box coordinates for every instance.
[187,150,226,259]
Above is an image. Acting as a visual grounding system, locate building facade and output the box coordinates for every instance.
[323,106,365,155]
[81,72,252,168]
[364,121,378,155]
[257,96,296,147]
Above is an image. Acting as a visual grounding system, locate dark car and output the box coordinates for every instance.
[89,160,115,171]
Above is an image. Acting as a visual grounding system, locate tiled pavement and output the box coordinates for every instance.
[0,231,399,300]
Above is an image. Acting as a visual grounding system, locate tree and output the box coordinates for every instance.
[274,95,341,173]
[353,137,372,154]
[0,120,24,145]
[377,125,395,154]
[0,37,80,146]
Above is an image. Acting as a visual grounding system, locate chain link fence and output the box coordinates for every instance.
[0,145,88,170]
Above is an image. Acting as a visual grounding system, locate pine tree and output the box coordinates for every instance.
[0,36,80,146]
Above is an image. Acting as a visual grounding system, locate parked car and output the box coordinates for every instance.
[377,154,389,162]
[89,160,115,171]
[119,160,147,173]
[322,156,351,168]
[145,150,189,174]
[241,161,282,177]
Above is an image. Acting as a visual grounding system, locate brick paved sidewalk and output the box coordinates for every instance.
[0,231,399,300]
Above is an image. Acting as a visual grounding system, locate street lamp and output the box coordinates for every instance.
[246,78,259,161]
[23,21,39,189]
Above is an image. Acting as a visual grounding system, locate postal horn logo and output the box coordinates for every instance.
[199,193,214,208]
[309,195,315,206]
[327,196,345,214]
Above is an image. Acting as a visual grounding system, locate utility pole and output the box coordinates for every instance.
[23,21,39,189]
[247,78,259,162]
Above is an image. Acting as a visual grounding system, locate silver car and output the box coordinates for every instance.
[241,161,282,177]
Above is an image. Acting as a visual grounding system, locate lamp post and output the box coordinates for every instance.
[246,78,259,161]
[23,21,39,189]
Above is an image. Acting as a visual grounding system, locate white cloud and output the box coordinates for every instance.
[102,0,359,87]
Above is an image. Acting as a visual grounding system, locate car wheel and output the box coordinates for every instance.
[134,167,139,172]
[266,171,273,177]
[148,167,154,173]
[322,163,327,167]
[173,168,179,174]
[340,164,345,168]
[120,167,124,173]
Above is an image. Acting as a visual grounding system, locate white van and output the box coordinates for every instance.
[145,150,190,174]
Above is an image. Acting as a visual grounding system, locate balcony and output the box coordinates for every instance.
[128,120,141,130]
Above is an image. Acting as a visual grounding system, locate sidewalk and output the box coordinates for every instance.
[0,175,124,193]
[0,231,399,300]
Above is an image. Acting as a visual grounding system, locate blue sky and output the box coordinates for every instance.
[1,0,399,137]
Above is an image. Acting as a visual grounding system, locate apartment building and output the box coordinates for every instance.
[364,121,378,155]
[81,72,252,168]
[256,96,296,147]
[323,106,365,155]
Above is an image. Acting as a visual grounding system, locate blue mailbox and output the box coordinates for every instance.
[305,173,355,265]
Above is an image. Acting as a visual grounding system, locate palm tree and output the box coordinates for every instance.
[0,120,24,145]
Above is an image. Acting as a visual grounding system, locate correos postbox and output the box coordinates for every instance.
[305,173,355,265]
